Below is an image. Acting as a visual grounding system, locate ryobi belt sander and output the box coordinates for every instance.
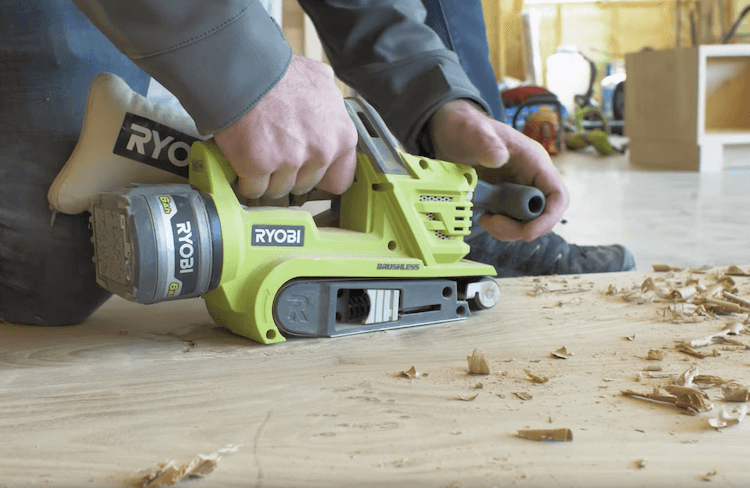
[70,76,545,344]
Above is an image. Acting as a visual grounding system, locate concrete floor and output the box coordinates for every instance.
[551,144,750,269]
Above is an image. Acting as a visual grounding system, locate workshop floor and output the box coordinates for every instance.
[550,144,750,270]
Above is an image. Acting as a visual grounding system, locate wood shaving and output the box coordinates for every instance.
[551,346,570,359]
[703,283,727,298]
[688,326,746,348]
[723,292,750,309]
[708,405,748,430]
[528,282,549,296]
[668,286,698,300]
[644,365,663,372]
[524,369,549,383]
[517,428,572,442]
[621,386,713,413]
[626,334,636,341]
[725,265,749,276]
[693,375,732,387]
[653,264,683,272]
[676,366,699,387]
[703,297,750,314]
[641,277,656,291]
[642,372,674,379]
[512,392,533,401]
[449,393,479,402]
[545,297,584,308]
[675,344,716,359]
[136,445,240,488]
[396,366,427,379]
[663,385,713,412]
[467,348,490,375]
[646,349,666,361]
[701,470,718,481]
[722,384,750,402]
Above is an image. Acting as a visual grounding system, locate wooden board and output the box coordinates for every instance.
[2,268,750,487]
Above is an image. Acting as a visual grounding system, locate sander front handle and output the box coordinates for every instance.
[472,180,546,221]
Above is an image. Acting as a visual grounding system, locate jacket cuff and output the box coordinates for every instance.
[361,52,491,156]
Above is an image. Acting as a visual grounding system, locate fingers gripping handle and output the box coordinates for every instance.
[472,180,546,221]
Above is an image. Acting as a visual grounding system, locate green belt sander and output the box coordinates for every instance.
[90,97,545,344]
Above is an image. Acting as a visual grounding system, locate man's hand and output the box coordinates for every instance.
[431,99,568,242]
[214,55,358,199]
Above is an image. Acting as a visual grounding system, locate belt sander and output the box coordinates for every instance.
[90,97,545,344]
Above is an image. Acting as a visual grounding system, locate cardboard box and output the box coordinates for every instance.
[625,45,750,171]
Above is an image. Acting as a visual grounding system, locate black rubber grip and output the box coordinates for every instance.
[472,180,546,221]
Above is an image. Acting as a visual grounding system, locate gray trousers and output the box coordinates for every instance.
[0,0,150,325]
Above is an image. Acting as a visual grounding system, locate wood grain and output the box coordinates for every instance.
[2,270,750,487]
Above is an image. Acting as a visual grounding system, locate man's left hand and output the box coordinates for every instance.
[430,99,568,242]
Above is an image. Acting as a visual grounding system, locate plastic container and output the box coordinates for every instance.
[545,45,592,115]
[601,71,626,121]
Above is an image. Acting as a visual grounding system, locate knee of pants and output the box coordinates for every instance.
[0,1,148,326]
[0,211,112,326]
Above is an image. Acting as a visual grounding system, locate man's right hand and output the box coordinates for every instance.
[214,55,358,200]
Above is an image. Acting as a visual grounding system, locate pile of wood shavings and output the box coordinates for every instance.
[623,364,750,429]
[605,265,750,324]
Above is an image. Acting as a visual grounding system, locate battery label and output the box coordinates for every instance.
[156,195,200,298]
[170,196,199,296]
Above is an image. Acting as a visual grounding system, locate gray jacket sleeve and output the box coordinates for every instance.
[70,0,292,136]
[297,0,489,155]
[72,0,487,153]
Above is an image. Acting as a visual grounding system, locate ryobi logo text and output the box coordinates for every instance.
[175,221,195,274]
[164,194,200,296]
[252,225,305,247]
[113,112,200,178]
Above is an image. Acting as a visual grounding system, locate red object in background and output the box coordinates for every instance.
[521,106,559,155]
[500,86,552,107]
[502,86,562,155]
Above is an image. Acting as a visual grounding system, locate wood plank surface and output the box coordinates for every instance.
[2,268,750,487]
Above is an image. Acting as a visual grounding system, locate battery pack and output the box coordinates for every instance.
[91,184,222,304]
